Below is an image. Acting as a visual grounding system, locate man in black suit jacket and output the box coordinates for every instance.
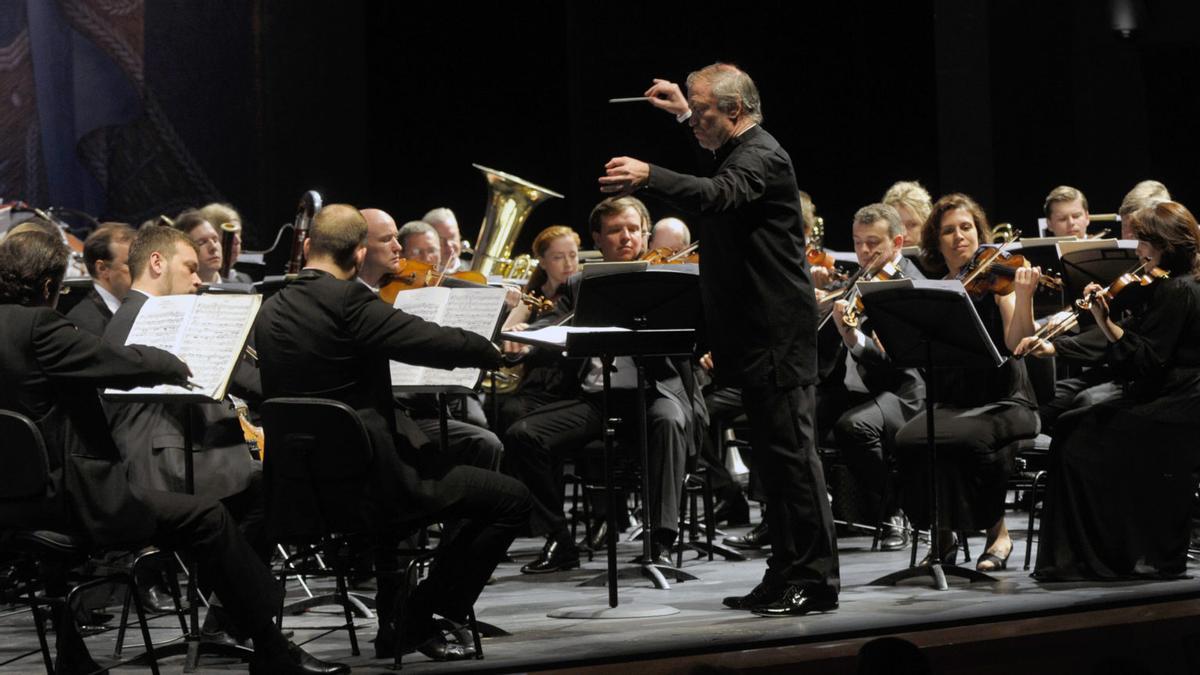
[254,204,529,661]
[823,204,926,550]
[0,230,347,674]
[501,196,705,574]
[65,222,134,336]
[600,63,839,615]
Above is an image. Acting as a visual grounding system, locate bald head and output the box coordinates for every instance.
[306,204,368,273]
[360,208,401,287]
[648,218,691,253]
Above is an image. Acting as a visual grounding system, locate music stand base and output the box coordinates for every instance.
[579,563,699,590]
[678,541,747,562]
[282,592,375,618]
[547,603,680,620]
[130,638,255,671]
[869,563,996,591]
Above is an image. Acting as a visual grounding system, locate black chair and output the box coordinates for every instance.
[0,409,160,674]
[260,397,483,668]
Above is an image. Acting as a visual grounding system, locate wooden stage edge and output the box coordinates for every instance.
[534,592,1200,675]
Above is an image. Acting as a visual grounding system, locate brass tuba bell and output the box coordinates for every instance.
[469,164,563,278]
[992,222,1015,244]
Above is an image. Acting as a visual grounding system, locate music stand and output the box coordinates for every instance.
[1057,240,1139,304]
[857,279,1003,590]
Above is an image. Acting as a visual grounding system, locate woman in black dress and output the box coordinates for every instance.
[1031,200,1200,581]
[894,193,1042,572]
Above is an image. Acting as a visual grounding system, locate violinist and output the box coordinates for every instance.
[358,208,503,470]
[1032,201,1200,581]
[823,204,926,551]
[648,217,691,254]
[422,207,465,274]
[1119,180,1170,240]
[882,180,932,247]
[1043,185,1090,239]
[894,193,1041,572]
[399,220,442,268]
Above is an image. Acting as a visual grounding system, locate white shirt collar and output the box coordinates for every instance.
[93,283,121,314]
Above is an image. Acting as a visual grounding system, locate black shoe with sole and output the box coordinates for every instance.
[723,520,770,550]
[750,585,838,617]
[521,536,580,574]
[722,581,785,610]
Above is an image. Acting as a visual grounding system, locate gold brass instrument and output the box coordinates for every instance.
[219,222,239,279]
[469,164,563,278]
[992,222,1016,244]
[287,190,322,274]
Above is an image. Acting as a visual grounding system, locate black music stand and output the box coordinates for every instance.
[1057,240,1139,306]
[857,279,1003,591]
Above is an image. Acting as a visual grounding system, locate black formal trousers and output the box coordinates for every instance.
[894,401,1039,531]
[1038,369,1120,436]
[818,385,912,517]
[504,389,688,538]
[411,416,503,472]
[742,384,840,594]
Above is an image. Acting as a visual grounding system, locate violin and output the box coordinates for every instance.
[842,255,903,328]
[378,258,553,312]
[641,240,700,264]
[956,245,1064,298]
[1077,264,1169,314]
[817,251,881,325]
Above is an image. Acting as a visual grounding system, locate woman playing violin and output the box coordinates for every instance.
[894,193,1042,572]
[1031,201,1200,581]
[503,225,579,330]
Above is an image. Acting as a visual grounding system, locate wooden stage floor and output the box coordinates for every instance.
[3,512,1200,674]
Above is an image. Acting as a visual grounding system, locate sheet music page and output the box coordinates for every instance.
[389,287,506,388]
[390,286,451,324]
[501,325,631,350]
[107,294,260,400]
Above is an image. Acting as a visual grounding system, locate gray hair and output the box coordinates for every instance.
[687,63,763,124]
[882,180,932,225]
[422,207,456,227]
[398,220,438,247]
[853,203,904,238]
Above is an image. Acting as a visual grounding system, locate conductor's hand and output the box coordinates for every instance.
[1013,265,1041,300]
[599,157,650,195]
[699,351,714,372]
[644,79,689,117]
[1014,335,1056,358]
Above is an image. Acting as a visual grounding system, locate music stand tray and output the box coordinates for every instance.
[857,279,1004,590]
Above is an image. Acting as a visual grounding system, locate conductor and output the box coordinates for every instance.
[599,63,839,616]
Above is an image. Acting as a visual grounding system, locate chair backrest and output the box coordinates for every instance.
[259,398,377,542]
[0,410,50,501]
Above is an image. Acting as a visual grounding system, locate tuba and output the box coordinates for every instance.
[287,190,322,274]
[469,164,563,278]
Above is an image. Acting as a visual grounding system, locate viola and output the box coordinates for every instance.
[841,255,903,329]
[641,240,700,264]
[956,245,1064,298]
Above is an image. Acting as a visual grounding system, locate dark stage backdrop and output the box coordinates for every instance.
[5,0,1198,256]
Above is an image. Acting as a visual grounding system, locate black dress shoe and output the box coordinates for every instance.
[712,494,751,526]
[880,514,910,552]
[586,520,610,551]
[722,581,786,610]
[520,536,580,574]
[723,520,770,550]
[751,585,838,616]
[138,583,179,614]
[375,619,471,662]
[249,641,350,674]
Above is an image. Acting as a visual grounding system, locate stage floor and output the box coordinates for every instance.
[3,512,1199,674]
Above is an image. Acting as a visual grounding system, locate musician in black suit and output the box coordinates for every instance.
[601,63,839,615]
[254,204,530,662]
[501,196,704,574]
[0,230,347,674]
[825,204,926,550]
[65,222,134,336]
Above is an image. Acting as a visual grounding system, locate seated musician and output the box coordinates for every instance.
[1030,201,1200,581]
[503,196,703,573]
[359,207,503,470]
[102,225,267,636]
[197,201,253,282]
[0,230,346,674]
[496,225,581,431]
[173,210,228,285]
[882,180,933,247]
[647,217,691,254]
[254,204,530,661]
[1043,185,1091,239]
[423,207,466,274]
[894,193,1041,572]
[66,222,134,336]
[823,203,926,551]
[1032,184,1172,435]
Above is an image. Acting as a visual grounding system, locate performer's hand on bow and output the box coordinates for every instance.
[599,157,650,195]
[1083,282,1110,322]
[643,79,689,117]
[1014,335,1056,358]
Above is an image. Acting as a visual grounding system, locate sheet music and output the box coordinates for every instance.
[501,325,631,349]
[388,286,507,388]
[107,294,260,400]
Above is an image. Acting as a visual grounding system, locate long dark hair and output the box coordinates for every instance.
[0,231,70,307]
[1129,201,1200,278]
[919,193,992,275]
